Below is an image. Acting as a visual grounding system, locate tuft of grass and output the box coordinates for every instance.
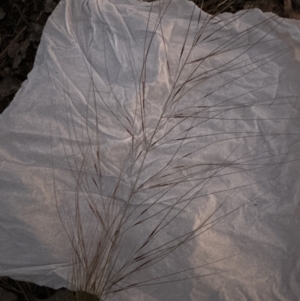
[51,1,300,300]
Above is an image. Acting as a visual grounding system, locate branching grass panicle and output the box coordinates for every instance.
[51,1,300,300]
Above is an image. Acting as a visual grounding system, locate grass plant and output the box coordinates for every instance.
[51,1,300,300]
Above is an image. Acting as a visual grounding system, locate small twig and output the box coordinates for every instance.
[0,25,27,60]
[0,8,44,60]
[16,282,36,301]
[14,4,31,27]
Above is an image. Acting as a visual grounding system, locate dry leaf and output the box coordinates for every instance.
[7,43,20,58]
[0,7,5,20]
[44,0,56,13]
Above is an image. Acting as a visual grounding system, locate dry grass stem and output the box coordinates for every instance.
[51,1,300,300]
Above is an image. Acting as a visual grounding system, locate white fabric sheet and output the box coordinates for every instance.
[1,0,300,300]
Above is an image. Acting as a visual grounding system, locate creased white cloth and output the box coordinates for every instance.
[0,0,300,300]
